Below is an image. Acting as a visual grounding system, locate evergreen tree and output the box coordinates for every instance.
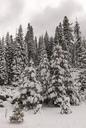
[38,47,50,102]
[48,45,67,106]
[34,36,37,50]
[44,32,53,60]
[0,39,7,85]
[5,33,14,85]
[25,23,36,64]
[49,36,54,59]
[12,25,27,85]
[34,36,38,65]
[63,16,74,65]
[58,23,67,50]
[78,70,86,91]
[74,20,84,67]
[76,69,86,101]
[17,59,42,109]
[16,25,27,67]
[54,22,67,50]
[37,36,45,65]
[54,26,59,45]
[48,45,80,106]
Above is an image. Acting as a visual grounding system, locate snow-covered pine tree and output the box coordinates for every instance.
[34,36,38,66]
[37,36,45,65]
[0,38,7,85]
[77,47,86,68]
[5,33,14,85]
[82,37,86,49]
[49,36,54,58]
[77,69,86,100]
[44,32,53,60]
[63,16,74,65]
[48,45,80,107]
[74,20,86,68]
[62,50,80,105]
[18,59,42,109]
[10,102,24,123]
[38,41,50,103]
[74,20,82,67]
[54,22,67,51]
[48,45,67,106]
[12,25,27,86]
[54,26,59,45]
[25,23,36,64]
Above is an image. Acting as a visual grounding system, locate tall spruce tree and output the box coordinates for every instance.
[34,36,38,65]
[54,22,67,50]
[74,20,84,67]
[48,45,80,106]
[0,38,7,85]
[49,36,54,59]
[12,25,27,85]
[38,39,50,102]
[44,32,53,60]
[18,59,42,109]
[54,26,59,45]
[48,45,67,105]
[5,33,14,85]
[37,36,45,65]
[63,16,74,65]
[25,23,36,64]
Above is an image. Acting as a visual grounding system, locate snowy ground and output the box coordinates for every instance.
[0,102,86,128]
[0,68,86,128]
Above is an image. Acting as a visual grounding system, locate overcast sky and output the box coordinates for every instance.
[0,0,86,37]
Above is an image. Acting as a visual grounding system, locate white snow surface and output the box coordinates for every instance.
[0,68,86,128]
[0,102,86,128]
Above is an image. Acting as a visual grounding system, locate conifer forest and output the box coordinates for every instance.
[0,16,86,128]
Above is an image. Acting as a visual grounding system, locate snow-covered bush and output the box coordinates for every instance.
[0,86,17,106]
[10,103,24,123]
[60,96,72,114]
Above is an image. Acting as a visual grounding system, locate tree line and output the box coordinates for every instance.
[0,16,85,86]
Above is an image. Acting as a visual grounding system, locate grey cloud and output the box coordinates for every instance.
[31,0,83,37]
[0,0,24,29]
